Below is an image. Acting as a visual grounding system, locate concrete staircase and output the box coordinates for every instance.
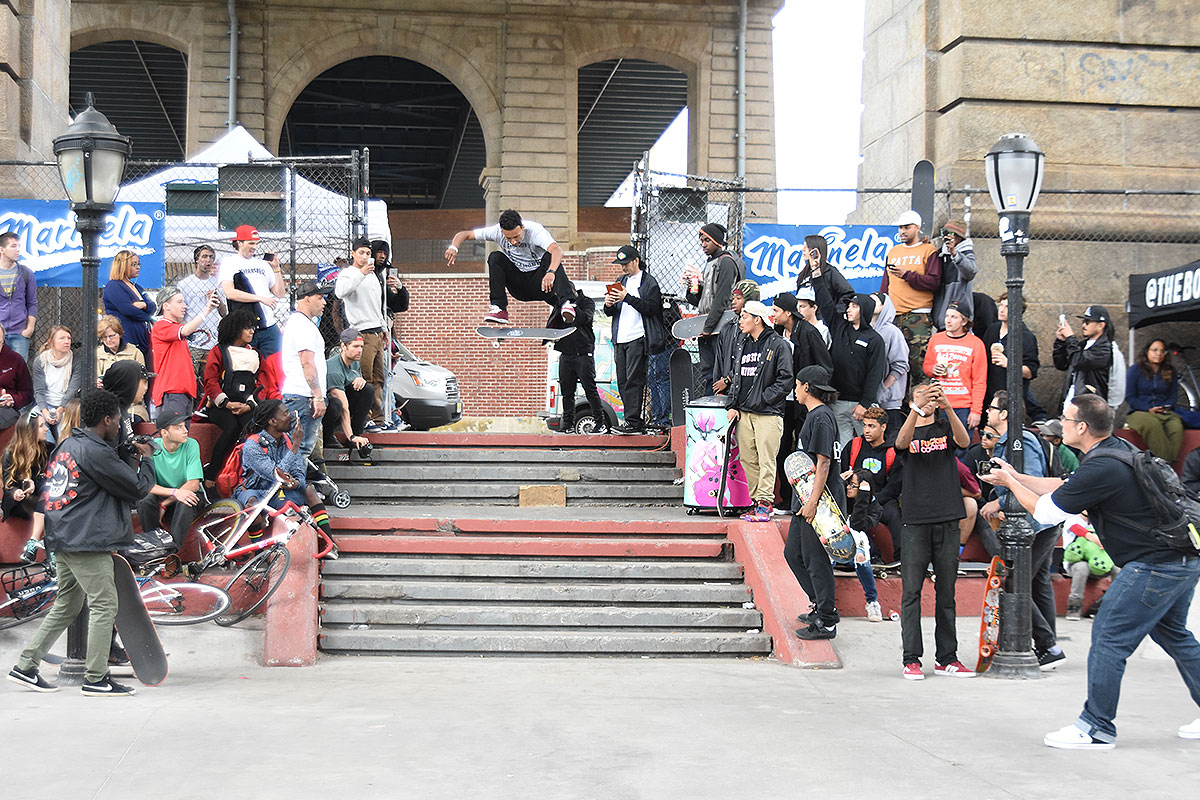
[319,516,772,657]
[323,432,681,506]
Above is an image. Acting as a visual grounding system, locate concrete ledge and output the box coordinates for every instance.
[367,431,668,449]
[333,535,727,558]
[331,517,728,537]
[263,523,318,667]
[726,521,841,669]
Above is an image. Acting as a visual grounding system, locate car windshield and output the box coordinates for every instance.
[394,341,418,362]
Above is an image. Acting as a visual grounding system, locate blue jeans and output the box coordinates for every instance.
[5,332,29,360]
[1076,555,1200,743]
[283,394,320,459]
[647,346,674,427]
[855,561,878,603]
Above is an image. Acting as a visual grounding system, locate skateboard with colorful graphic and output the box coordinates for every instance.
[671,309,736,341]
[783,451,856,562]
[976,555,1006,673]
[112,554,168,686]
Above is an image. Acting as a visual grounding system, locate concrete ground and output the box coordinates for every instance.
[3,611,1197,799]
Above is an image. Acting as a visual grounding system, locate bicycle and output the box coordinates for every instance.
[182,474,319,627]
[1167,343,1200,410]
[0,559,232,629]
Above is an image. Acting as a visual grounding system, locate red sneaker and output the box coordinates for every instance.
[902,662,924,681]
[484,306,509,324]
[934,660,977,678]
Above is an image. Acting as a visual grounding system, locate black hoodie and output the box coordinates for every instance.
[371,240,410,314]
[812,272,887,406]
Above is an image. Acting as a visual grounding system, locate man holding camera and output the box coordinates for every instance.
[979,393,1200,750]
[8,389,155,697]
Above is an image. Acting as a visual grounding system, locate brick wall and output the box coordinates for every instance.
[398,252,615,416]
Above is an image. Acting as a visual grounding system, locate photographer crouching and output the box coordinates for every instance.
[8,389,155,697]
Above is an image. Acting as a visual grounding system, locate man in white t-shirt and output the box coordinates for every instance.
[444,209,578,326]
[177,244,227,369]
[603,245,666,434]
[218,225,287,398]
[335,237,390,429]
[281,281,332,458]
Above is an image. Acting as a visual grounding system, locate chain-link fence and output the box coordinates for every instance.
[0,151,368,349]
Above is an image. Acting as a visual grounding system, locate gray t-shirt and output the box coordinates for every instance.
[473,219,556,272]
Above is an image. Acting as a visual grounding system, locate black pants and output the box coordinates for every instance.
[204,405,251,481]
[488,251,577,311]
[881,499,903,561]
[784,515,838,626]
[697,335,717,393]
[614,337,648,427]
[559,352,605,429]
[324,383,374,445]
[137,494,201,550]
[1030,525,1061,652]
[776,400,800,508]
[900,521,961,665]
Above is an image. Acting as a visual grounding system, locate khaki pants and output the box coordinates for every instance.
[360,331,387,422]
[1126,410,1184,462]
[736,411,784,507]
[18,551,119,683]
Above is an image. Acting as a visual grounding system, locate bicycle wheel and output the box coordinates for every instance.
[140,579,232,626]
[216,544,291,627]
[0,565,57,630]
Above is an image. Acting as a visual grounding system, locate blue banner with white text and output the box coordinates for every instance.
[742,223,896,301]
[0,200,166,287]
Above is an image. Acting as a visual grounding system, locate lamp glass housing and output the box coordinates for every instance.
[985,134,1045,214]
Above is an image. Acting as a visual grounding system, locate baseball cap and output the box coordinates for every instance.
[796,365,836,393]
[233,224,261,243]
[1078,305,1111,324]
[795,286,816,303]
[740,300,773,326]
[339,327,364,344]
[611,245,640,265]
[895,210,922,228]
[294,280,333,300]
[732,279,761,301]
[156,409,190,430]
[946,299,972,319]
[1034,419,1064,438]
[773,292,799,317]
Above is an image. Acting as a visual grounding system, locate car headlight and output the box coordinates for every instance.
[405,369,443,390]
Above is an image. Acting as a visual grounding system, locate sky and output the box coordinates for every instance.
[608,0,867,226]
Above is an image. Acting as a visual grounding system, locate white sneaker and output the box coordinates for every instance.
[1043,724,1114,750]
[1180,718,1200,739]
[865,600,883,623]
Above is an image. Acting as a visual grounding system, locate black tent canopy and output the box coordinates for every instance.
[1128,258,1200,329]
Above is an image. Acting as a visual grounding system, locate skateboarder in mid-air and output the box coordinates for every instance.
[8,389,155,697]
[445,209,579,326]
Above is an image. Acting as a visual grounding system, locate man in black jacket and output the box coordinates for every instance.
[553,294,608,435]
[1053,304,1113,416]
[371,240,410,316]
[8,389,154,697]
[712,280,759,396]
[684,223,745,387]
[727,301,794,520]
[811,266,887,443]
[603,246,665,435]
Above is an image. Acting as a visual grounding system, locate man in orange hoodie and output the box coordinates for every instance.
[923,299,987,437]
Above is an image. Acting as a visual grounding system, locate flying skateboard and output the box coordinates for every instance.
[112,554,168,686]
[669,347,694,425]
[671,309,736,341]
[976,555,1006,673]
[476,326,575,346]
[783,451,856,562]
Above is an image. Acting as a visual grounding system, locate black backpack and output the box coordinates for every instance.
[1089,444,1200,555]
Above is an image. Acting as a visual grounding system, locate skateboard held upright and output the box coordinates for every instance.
[783,451,856,562]
[976,556,1006,673]
[112,554,168,686]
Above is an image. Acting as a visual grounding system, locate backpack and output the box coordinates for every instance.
[215,432,291,498]
[1088,444,1200,555]
[849,437,896,477]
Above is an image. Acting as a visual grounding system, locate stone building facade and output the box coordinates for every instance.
[859,0,1200,411]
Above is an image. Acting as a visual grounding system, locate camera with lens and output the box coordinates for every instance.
[977,459,997,476]
[120,433,160,460]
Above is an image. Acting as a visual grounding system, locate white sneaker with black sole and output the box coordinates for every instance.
[81,674,136,697]
[7,665,59,693]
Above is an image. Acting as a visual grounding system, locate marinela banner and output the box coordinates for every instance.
[742,223,895,301]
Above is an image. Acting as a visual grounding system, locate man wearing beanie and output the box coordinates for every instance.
[712,279,759,396]
[684,222,745,388]
[810,261,887,441]
[931,219,976,331]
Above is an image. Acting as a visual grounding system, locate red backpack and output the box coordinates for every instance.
[215,432,291,498]
[848,436,896,477]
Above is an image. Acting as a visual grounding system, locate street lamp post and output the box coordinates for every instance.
[51,92,131,684]
[984,132,1045,679]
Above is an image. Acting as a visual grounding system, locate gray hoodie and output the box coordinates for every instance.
[871,294,910,411]
[932,237,977,329]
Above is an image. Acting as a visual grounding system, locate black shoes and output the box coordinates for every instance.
[795,621,837,640]
[7,665,59,693]
[611,423,645,436]
[81,673,136,697]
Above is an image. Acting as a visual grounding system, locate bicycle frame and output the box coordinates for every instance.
[192,477,312,572]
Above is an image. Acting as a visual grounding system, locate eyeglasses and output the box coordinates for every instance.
[987,405,1004,413]
[1062,417,1086,426]
[980,431,998,440]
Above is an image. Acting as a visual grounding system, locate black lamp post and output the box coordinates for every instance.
[50,92,131,684]
[984,132,1045,679]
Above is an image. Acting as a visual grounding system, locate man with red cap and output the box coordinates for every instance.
[218,225,286,397]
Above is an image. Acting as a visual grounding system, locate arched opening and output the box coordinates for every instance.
[280,56,486,210]
[69,40,188,160]
[577,58,688,207]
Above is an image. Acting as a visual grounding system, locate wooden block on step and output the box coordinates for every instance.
[519,485,566,506]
